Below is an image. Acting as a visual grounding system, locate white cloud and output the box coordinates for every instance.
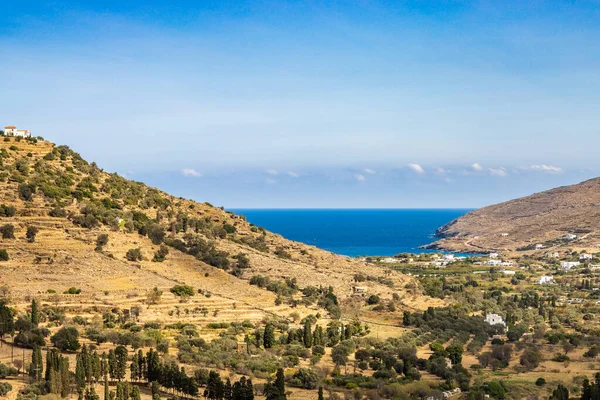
[489,167,507,177]
[265,169,278,176]
[471,163,483,171]
[436,167,448,174]
[354,174,366,182]
[181,168,202,177]
[265,178,277,184]
[407,163,425,174]
[529,164,562,173]
[287,171,300,178]
[364,168,376,175]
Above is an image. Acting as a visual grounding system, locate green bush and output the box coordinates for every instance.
[18,183,36,201]
[0,250,8,261]
[126,248,143,262]
[0,224,14,239]
[64,287,81,294]
[170,285,194,297]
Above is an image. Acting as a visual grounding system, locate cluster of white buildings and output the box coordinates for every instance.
[3,125,31,138]
[485,313,507,331]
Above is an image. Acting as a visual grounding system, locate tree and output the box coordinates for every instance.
[147,224,166,245]
[520,347,542,371]
[332,344,350,371]
[263,324,275,349]
[303,320,313,348]
[446,344,464,365]
[205,370,224,400]
[0,250,8,261]
[170,285,194,297]
[264,368,286,400]
[51,326,81,351]
[550,384,569,400]
[29,345,43,381]
[114,345,128,381]
[26,226,39,242]
[318,387,324,400]
[31,299,39,326]
[147,287,163,305]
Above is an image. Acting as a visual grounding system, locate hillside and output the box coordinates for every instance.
[429,177,600,253]
[0,136,431,325]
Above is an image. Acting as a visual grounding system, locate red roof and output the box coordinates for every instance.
[4,126,16,129]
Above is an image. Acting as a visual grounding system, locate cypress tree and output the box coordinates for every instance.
[76,354,86,395]
[224,378,232,400]
[245,378,254,400]
[114,346,128,382]
[31,299,39,327]
[29,344,43,381]
[303,321,313,348]
[131,385,141,400]
[318,386,324,400]
[263,324,275,349]
[59,356,71,398]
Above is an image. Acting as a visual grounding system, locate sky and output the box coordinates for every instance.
[2,1,600,208]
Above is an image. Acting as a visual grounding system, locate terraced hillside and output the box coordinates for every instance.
[0,136,425,325]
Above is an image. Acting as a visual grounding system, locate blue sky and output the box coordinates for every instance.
[2,1,600,208]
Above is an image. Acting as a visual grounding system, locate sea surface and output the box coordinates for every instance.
[230,209,472,257]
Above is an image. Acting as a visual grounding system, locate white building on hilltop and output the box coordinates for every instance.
[3,125,31,138]
[580,254,593,260]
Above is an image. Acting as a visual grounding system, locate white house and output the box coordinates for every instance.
[500,233,509,237]
[485,313,507,329]
[501,270,516,276]
[3,125,31,138]
[485,259,501,266]
[580,254,593,260]
[538,275,555,285]
[561,261,581,270]
[563,234,577,240]
[381,257,397,263]
[443,254,455,262]
[535,244,545,250]
[489,253,499,259]
[547,252,560,258]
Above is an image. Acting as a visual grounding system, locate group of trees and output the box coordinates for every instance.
[204,370,255,400]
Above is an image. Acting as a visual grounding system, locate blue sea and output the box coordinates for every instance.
[230,209,472,257]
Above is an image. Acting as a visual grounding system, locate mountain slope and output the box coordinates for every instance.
[0,136,431,324]
[429,177,600,253]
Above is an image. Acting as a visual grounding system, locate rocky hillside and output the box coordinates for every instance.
[0,136,429,323]
[429,177,600,253]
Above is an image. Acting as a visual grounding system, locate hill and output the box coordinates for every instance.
[429,177,600,253]
[0,135,432,326]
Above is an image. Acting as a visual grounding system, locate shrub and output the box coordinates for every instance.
[18,183,36,201]
[0,224,14,239]
[153,245,169,262]
[274,246,292,259]
[366,295,381,305]
[49,207,67,217]
[289,368,318,389]
[223,224,236,234]
[64,287,81,294]
[147,224,166,245]
[126,248,143,262]
[0,382,12,396]
[0,204,16,217]
[170,285,194,297]
[26,226,39,242]
[96,233,109,249]
[536,378,546,386]
[0,250,8,261]
[51,326,81,351]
